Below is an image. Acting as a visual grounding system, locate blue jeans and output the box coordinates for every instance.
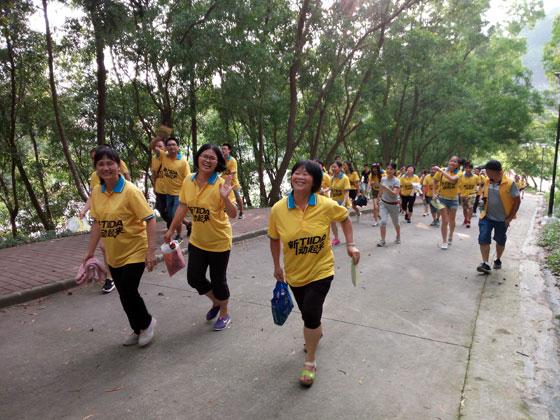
[478,218,508,246]
[164,195,180,228]
[439,197,459,209]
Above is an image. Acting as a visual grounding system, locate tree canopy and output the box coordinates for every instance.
[0,0,551,237]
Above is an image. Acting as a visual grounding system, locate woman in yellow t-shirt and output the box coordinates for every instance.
[433,156,462,250]
[84,146,158,347]
[399,165,420,224]
[329,161,351,246]
[368,164,383,226]
[164,144,237,331]
[269,160,360,387]
[458,162,479,228]
[343,161,361,221]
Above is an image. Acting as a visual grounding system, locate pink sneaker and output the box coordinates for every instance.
[331,239,340,246]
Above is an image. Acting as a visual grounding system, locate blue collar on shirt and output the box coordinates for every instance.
[287,192,317,209]
[101,175,125,193]
[227,155,232,161]
[191,172,218,185]
[336,172,344,179]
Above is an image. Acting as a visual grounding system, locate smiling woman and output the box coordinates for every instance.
[268,159,360,387]
[164,143,237,332]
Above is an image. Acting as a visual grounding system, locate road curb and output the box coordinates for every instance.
[0,228,270,309]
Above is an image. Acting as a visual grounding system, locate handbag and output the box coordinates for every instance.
[355,194,368,207]
[271,281,294,326]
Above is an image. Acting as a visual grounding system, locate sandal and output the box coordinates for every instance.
[299,361,316,387]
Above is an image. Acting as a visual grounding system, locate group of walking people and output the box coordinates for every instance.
[326,156,521,273]
[81,140,521,389]
[82,139,359,388]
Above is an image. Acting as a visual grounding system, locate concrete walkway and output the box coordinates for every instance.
[0,194,557,419]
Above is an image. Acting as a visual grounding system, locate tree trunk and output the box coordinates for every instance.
[29,125,54,225]
[6,31,55,231]
[42,0,88,201]
[189,75,198,153]
[91,6,106,145]
[268,0,310,205]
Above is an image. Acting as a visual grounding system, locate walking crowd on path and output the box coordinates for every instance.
[77,131,523,388]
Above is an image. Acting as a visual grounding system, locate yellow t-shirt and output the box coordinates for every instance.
[348,171,360,191]
[434,169,462,199]
[399,175,420,197]
[159,152,191,195]
[90,160,129,190]
[222,156,241,190]
[268,193,349,287]
[90,176,154,268]
[330,173,351,204]
[179,172,232,252]
[422,174,434,197]
[369,173,382,190]
[150,156,165,194]
[459,174,480,197]
[320,172,331,196]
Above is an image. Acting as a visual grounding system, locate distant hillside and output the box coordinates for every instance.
[523,7,560,90]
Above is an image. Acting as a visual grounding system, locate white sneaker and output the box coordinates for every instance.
[123,333,139,347]
[440,243,448,250]
[138,317,156,347]
[372,221,379,227]
[394,237,401,244]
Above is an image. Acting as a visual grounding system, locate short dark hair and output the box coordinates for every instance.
[166,136,179,146]
[291,160,323,193]
[406,164,415,171]
[386,162,398,170]
[463,161,472,169]
[222,143,232,150]
[344,161,355,173]
[93,145,120,168]
[194,143,226,173]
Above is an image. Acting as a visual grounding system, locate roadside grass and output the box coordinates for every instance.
[539,217,560,275]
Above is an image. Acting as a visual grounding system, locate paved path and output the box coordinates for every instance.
[1,194,555,419]
[0,208,270,306]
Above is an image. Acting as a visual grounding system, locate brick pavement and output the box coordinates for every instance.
[0,207,270,306]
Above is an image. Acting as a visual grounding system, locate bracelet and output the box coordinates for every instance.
[346,242,355,247]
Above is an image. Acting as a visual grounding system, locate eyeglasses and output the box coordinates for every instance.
[200,154,217,162]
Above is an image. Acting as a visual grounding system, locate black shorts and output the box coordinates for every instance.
[289,277,333,329]
[349,189,358,200]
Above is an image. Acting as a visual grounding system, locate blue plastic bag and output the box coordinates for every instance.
[271,281,294,326]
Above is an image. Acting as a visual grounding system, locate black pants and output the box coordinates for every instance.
[109,262,152,334]
[187,243,231,301]
[155,192,168,225]
[401,194,416,213]
[473,195,481,214]
[290,276,333,329]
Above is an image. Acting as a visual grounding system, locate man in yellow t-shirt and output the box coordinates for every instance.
[150,137,167,222]
[158,137,190,238]
[221,143,244,219]
[458,162,479,228]
[422,166,439,226]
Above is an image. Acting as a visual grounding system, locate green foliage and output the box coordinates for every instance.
[539,219,560,274]
[0,0,551,236]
